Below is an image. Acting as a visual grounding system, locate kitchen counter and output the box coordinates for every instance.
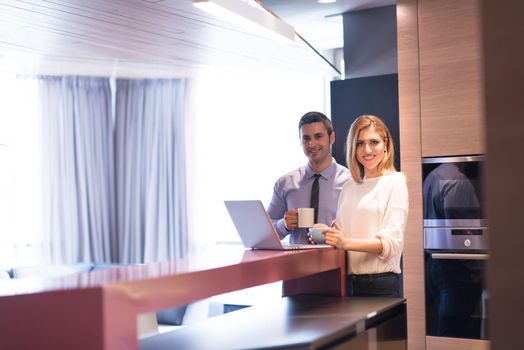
[141,295,407,350]
[0,247,346,350]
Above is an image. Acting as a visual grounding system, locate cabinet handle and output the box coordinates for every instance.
[431,253,489,260]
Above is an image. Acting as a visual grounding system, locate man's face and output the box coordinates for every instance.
[300,122,334,166]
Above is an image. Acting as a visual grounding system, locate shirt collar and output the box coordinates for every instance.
[306,158,336,180]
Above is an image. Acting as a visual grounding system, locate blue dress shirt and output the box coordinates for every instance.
[267,159,350,244]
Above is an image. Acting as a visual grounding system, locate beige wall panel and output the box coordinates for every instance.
[419,0,484,157]
[397,1,426,349]
[427,336,490,350]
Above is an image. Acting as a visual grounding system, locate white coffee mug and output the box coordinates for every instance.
[297,208,314,228]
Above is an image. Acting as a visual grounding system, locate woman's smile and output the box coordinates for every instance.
[356,127,386,178]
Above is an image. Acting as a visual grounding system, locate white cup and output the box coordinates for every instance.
[297,208,314,228]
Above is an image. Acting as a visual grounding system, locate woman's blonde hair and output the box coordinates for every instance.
[346,115,396,183]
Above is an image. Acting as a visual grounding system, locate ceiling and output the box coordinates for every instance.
[0,0,394,78]
[266,0,395,50]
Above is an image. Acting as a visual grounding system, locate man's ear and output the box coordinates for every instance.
[330,132,335,145]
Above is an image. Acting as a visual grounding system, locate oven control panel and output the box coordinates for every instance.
[424,227,488,251]
[451,229,483,236]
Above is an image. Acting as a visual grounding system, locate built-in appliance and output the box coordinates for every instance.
[422,155,488,340]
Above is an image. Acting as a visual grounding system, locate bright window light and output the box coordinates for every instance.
[193,0,296,43]
[0,69,43,269]
[186,69,328,253]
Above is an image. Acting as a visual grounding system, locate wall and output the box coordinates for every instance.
[343,5,398,79]
[333,5,400,166]
[330,74,400,170]
[482,1,524,349]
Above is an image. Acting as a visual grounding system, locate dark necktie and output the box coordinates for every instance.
[310,174,321,223]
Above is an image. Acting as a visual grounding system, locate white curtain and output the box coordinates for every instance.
[39,76,115,263]
[115,79,189,263]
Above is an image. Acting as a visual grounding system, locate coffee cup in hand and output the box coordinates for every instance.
[309,227,326,244]
[297,208,314,228]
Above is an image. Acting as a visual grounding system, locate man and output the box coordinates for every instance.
[267,111,350,244]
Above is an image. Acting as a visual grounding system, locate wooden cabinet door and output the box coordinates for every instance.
[419,0,485,156]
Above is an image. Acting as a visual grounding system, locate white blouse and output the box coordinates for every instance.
[336,172,409,275]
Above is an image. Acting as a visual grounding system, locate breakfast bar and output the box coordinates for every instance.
[0,247,347,350]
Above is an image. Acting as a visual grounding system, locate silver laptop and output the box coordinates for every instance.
[224,200,331,250]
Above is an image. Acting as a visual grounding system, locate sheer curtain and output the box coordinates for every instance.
[115,79,189,264]
[39,76,115,263]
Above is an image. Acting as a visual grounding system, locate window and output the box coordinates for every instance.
[0,71,43,269]
[186,70,328,253]
[0,67,330,266]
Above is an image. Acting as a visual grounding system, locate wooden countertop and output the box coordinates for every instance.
[0,247,346,350]
[141,295,406,350]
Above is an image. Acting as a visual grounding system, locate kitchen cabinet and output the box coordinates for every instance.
[419,0,485,156]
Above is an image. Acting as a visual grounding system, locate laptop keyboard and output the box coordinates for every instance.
[283,244,303,250]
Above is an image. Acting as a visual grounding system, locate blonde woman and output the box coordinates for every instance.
[311,115,408,297]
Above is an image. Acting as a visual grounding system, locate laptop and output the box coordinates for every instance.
[224,200,332,250]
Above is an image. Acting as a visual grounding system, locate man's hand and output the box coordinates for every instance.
[284,208,298,230]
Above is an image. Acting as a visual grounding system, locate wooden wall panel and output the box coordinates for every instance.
[418,0,484,157]
[396,1,425,349]
[427,336,490,350]
[482,1,524,350]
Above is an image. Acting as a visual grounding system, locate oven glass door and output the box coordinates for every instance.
[423,155,485,227]
[425,251,488,340]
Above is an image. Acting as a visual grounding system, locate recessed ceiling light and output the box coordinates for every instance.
[317,0,336,4]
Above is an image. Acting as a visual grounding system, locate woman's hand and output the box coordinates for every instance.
[325,222,347,249]
[307,223,330,244]
[324,222,384,253]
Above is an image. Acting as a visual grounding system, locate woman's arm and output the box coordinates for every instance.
[324,222,383,254]
[374,173,409,259]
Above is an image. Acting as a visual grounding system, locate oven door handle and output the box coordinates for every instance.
[431,253,489,260]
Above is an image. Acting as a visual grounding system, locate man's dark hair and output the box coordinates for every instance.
[298,111,333,137]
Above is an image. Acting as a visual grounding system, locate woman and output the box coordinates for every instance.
[314,115,408,297]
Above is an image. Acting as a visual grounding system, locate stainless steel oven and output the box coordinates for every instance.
[423,155,488,340]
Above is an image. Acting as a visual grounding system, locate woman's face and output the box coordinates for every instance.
[355,126,386,178]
